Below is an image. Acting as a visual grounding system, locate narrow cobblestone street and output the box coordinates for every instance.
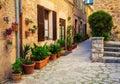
[6,39,120,84]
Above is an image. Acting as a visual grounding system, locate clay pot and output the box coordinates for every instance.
[25,31,30,38]
[25,20,30,25]
[31,29,36,34]
[57,52,61,58]
[12,24,18,31]
[11,72,22,81]
[34,56,50,69]
[50,54,57,60]
[72,44,77,49]
[67,46,72,51]
[22,63,35,74]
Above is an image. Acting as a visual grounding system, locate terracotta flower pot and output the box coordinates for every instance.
[11,72,22,81]
[67,46,72,51]
[31,29,36,34]
[57,52,61,58]
[25,20,30,25]
[22,63,35,74]
[12,24,18,31]
[50,54,57,60]
[34,56,50,69]
[46,56,50,63]
[25,31,30,38]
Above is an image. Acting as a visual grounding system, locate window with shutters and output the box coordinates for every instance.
[37,5,57,41]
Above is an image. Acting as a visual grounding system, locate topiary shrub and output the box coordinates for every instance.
[88,10,113,41]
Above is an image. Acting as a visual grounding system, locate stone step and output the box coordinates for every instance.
[104,41,120,47]
[102,57,120,63]
[104,47,120,52]
[104,51,120,57]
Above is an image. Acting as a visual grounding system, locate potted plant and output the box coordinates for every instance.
[25,18,33,25]
[6,28,12,35]
[49,43,59,60]
[22,44,35,74]
[31,43,51,69]
[11,58,23,81]
[12,22,18,31]
[32,25,38,34]
[25,31,30,38]
[57,39,65,49]
[67,25,72,51]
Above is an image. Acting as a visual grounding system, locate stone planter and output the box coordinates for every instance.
[91,37,104,62]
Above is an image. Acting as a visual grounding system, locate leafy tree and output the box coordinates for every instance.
[88,10,113,40]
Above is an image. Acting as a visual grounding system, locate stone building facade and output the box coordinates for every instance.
[0,0,86,82]
[93,0,120,41]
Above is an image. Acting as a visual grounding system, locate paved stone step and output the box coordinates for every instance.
[104,51,120,57]
[104,44,120,47]
[104,47,120,52]
[104,41,120,47]
[103,57,120,63]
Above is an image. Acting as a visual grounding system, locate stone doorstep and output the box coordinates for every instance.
[104,43,120,47]
[104,51,120,57]
[104,47,120,52]
[102,57,120,63]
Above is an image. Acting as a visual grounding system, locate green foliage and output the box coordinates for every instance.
[33,25,38,30]
[12,58,23,73]
[88,10,113,40]
[57,39,65,47]
[73,33,83,43]
[67,25,72,47]
[31,43,51,61]
[23,44,31,59]
[67,16,71,21]
[49,43,61,54]
[22,44,33,65]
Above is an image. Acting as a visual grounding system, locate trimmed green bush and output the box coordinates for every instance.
[88,10,113,41]
[73,33,83,43]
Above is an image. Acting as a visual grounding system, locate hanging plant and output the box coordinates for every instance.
[6,34,13,45]
[12,22,18,31]
[25,18,33,25]
[6,28,12,35]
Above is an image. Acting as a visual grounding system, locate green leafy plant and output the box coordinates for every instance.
[31,43,51,61]
[22,44,33,65]
[33,25,38,30]
[88,10,113,41]
[57,39,65,47]
[49,43,60,54]
[12,58,23,73]
[73,33,83,43]
[67,25,72,47]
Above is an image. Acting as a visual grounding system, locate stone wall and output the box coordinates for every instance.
[0,0,16,81]
[91,37,104,62]
[93,0,120,41]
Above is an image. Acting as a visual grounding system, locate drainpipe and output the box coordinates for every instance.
[15,0,20,58]
[19,0,23,56]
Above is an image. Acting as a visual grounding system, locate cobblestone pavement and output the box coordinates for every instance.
[6,40,120,84]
